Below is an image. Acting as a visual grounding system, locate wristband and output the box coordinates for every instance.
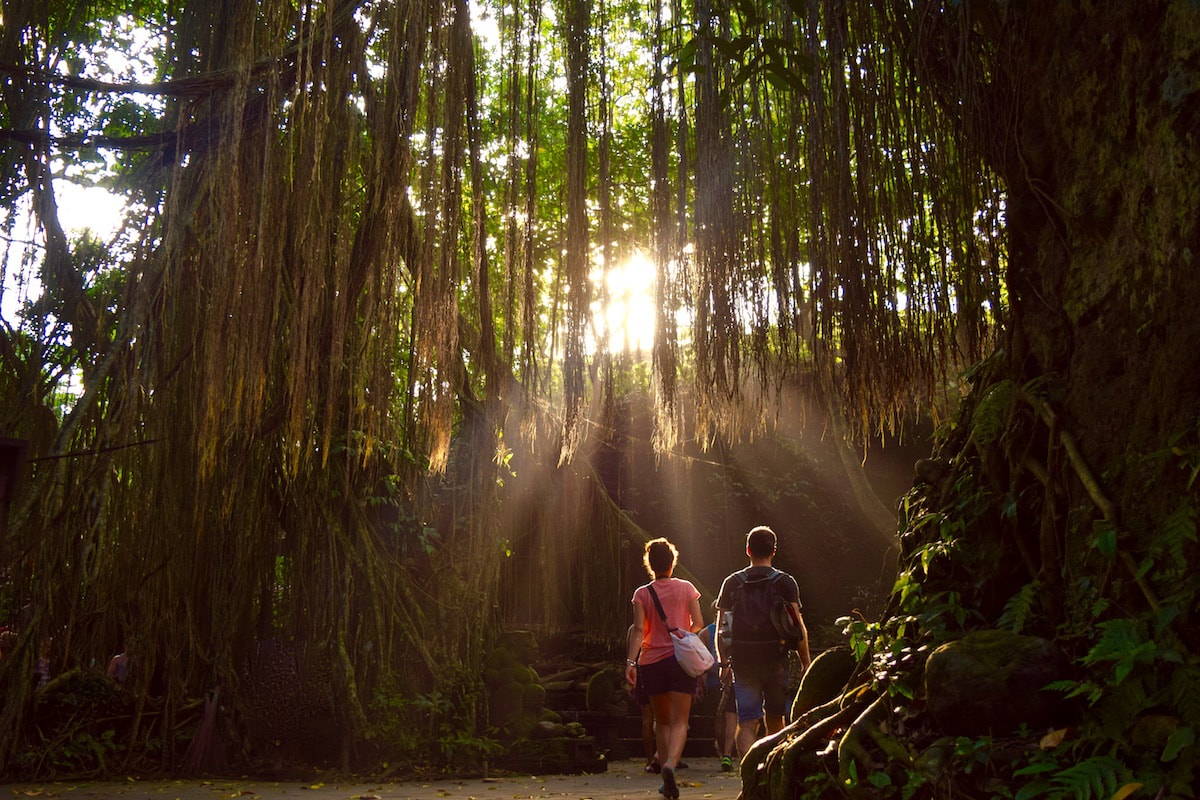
[626,659,637,666]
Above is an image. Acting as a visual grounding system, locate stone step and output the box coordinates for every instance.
[559,711,721,760]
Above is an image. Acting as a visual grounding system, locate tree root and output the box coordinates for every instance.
[836,692,893,795]
[739,691,874,800]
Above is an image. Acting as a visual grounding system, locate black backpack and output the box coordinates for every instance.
[729,569,798,663]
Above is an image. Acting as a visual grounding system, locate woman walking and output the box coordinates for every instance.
[624,538,704,799]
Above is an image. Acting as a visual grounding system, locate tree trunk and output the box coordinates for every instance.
[996,1,1200,566]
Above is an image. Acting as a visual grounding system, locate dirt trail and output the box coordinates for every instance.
[3,757,743,800]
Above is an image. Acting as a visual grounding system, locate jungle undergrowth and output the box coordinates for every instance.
[805,412,1200,800]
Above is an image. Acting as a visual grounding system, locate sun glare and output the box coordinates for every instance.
[599,250,657,355]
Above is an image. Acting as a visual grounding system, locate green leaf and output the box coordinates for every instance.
[1093,519,1117,557]
[1014,779,1052,800]
[1013,762,1058,776]
[676,37,697,71]
[1161,725,1194,762]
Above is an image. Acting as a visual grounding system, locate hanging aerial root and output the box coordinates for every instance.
[1018,389,1162,611]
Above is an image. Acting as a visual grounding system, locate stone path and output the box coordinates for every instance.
[2,757,742,800]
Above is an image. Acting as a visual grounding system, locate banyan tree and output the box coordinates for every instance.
[1,0,1198,794]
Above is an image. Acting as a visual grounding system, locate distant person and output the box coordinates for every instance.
[34,636,52,689]
[702,607,738,771]
[107,649,131,684]
[0,628,16,661]
[698,618,720,705]
[626,623,659,773]
[624,538,704,799]
[715,526,811,758]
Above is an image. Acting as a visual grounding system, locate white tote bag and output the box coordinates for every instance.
[670,628,716,677]
[647,586,716,678]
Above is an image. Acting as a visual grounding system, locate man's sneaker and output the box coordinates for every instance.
[721,755,733,772]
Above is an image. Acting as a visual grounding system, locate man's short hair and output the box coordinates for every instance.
[746,526,777,558]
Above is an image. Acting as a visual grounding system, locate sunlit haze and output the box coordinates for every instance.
[598,250,656,355]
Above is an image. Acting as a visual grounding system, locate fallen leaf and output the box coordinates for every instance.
[1039,728,1069,749]
[1111,784,1143,800]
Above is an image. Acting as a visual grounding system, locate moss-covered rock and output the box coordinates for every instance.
[924,630,1074,736]
[522,682,546,711]
[790,646,857,720]
[489,680,526,729]
[531,720,566,738]
[584,666,626,713]
[485,630,550,744]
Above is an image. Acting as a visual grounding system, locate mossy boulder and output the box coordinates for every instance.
[490,681,526,729]
[790,646,857,720]
[522,682,547,711]
[585,666,626,713]
[485,630,549,742]
[924,630,1074,736]
[532,720,566,738]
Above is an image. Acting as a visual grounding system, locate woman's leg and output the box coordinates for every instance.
[650,690,693,767]
[650,690,692,798]
[640,701,658,769]
[649,692,673,773]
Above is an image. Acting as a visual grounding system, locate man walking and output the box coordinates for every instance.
[714,525,811,759]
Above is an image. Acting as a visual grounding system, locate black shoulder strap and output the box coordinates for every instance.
[646,585,676,632]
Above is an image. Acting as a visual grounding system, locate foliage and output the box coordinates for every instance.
[365,668,500,772]
[812,407,1200,799]
[6,671,168,780]
[2,1,1196,796]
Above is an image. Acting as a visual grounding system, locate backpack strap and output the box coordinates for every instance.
[741,566,778,582]
[737,567,781,594]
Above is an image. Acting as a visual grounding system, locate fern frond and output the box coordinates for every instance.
[998,580,1040,634]
[1049,755,1125,800]
[1159,503,1197,572]
[971,379,1014,451]
[1021,375,1053,404]
[1082,618,1155,685]
[1169,661,1200,725]
[1045,678,1104,706]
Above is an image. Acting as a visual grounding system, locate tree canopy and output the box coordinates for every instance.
[2,0,1198,795]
